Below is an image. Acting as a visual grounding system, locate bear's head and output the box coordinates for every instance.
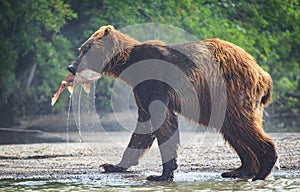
[67,25,137,76]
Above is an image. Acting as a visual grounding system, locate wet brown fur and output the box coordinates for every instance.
[72,25,277,180]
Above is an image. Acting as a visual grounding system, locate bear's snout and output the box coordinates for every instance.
[67,64,77,75]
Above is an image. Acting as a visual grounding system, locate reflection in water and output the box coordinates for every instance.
[0,171,299,191]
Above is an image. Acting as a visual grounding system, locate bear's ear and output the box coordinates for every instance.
[104,25,114,36]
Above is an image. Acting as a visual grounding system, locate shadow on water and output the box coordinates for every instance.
[0,128,66,145]
[0,171,299,191]
[0,112,77,145]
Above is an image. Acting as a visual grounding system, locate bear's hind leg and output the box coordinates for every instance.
[245,131,277,181]
[221,129,259,179]
[228,121,277,180]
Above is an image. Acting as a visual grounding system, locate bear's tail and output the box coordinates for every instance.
[261,77,273,106]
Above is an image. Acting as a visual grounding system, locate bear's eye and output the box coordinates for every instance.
[80,44,91,54]
[79,39,94,53]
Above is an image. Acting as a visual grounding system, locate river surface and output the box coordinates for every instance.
[0,171,299,191]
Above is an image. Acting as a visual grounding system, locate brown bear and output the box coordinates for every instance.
[67,25,277,181]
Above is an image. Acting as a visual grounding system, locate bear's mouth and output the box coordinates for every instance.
[74,69,102,84]
[51,69,101,106]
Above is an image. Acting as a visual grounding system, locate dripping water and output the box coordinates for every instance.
[276,158,281,170]
[86,82,97,132]
[92,82,97,131]
[76,83,99,161]
[77,86,83,143]
[66,94,72,143]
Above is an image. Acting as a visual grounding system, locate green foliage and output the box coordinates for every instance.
[0,0,299,125]
[0,0,77,119]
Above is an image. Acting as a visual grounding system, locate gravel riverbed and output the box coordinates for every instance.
[0,132,299,180]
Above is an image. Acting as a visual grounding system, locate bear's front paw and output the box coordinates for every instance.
[146,172,174,182]
[100,163,127,172]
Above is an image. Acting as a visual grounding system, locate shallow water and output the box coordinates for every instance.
[1,171,299,191]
